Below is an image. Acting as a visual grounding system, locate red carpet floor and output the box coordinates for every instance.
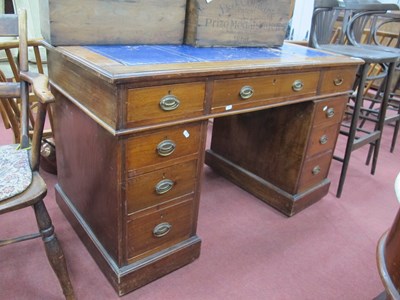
[0,121,399,300]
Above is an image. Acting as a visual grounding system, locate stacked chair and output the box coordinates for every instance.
[309,0,400,197]
[358,12,400,157]
[0,37,57,174]
[0,9,74,299]
[0,38,50,143]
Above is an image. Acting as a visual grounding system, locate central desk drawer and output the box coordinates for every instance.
[127,83,205,126]
[126,160,197,213]
[125,122,202,174]
[126,199,194,262]
[211,71,319,112]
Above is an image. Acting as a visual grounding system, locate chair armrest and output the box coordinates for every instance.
[20,71,54,104]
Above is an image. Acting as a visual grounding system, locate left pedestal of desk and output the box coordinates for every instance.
[52,88,207,296]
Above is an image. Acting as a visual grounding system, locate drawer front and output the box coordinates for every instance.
[126,160,197,213]
[319,67,357,94]
[313,97,346,127]
[125,122,202,172]
[298,152,332,192]
[126,199,193,261]
[127,82,205,126]
[212,71,319,111]
[307,123,340,158]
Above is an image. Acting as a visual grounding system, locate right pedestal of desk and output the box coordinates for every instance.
[205,96,346,216]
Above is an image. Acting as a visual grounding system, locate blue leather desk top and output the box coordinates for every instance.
[86,43,333,66]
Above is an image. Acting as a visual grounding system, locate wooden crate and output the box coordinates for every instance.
[39,0,187,46]
[185,0,294,47]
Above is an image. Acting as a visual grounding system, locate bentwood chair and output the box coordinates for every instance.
[375,172,400,300]
[0,10,74,299]
[355,12,400,156]
[309,0,399,197]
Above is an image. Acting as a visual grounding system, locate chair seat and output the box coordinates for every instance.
[361,44,400,56]
[320,44,399,63]
[0,144,32,201]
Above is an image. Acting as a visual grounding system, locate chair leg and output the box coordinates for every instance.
[336,64,369,198]
[390,72,400,153]
[391,119,399,153]
[366,141,375,166]
[371,62,396,175]
[33,199,75,300]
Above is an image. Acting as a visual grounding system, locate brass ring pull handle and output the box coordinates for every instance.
[312,166,321,175]
[155,179,174,195]
[160,95,180,111]
[156,140,176,157]
[333,78,344,86]
[153,222,172,238]
[326,107,335,118]
[319,135,328,145]
[292,80,304,92]
[239,85,254,99]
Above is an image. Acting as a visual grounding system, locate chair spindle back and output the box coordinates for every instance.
[0,10,29,149]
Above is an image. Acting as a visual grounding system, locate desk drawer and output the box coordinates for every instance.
[306,123,340,158]
[313,97,346,127]
[211,71,319,112]
[319,67,357,94]
[298,152,332,192]
[127,83,205,126]
[126,199,194,262]
[126,160,197,214]
[125,122,202,173]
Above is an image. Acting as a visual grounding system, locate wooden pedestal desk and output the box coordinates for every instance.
[45,43,362,295]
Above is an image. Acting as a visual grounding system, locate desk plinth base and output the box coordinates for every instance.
[55,184,201,296]
[205,150,330,217]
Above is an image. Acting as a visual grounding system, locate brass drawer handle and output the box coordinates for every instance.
[292,80,304,92]
[155,179,174,195]
[319,135,328,145]
[326,107,335,118]
[160,95,180,111]
[156,140,176,157]
[333,78,344,86]
[312,166,321,175]
[153,222,172,238]
[239,85,254,99]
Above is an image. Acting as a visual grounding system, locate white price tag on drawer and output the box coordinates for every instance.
[183,130,190,138]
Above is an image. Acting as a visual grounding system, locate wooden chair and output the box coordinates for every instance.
[376,172,400,300]
[0,9,74,299]
[0,37,57,174]
[0,37,52,138]
[309,0,399,197]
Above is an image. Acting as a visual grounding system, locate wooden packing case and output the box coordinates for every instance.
[185,0,294,47]
[39,0,187,46]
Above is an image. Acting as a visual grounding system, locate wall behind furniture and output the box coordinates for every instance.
[288,0,314,41]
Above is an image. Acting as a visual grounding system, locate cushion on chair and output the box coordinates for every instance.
[0,144,32,201]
